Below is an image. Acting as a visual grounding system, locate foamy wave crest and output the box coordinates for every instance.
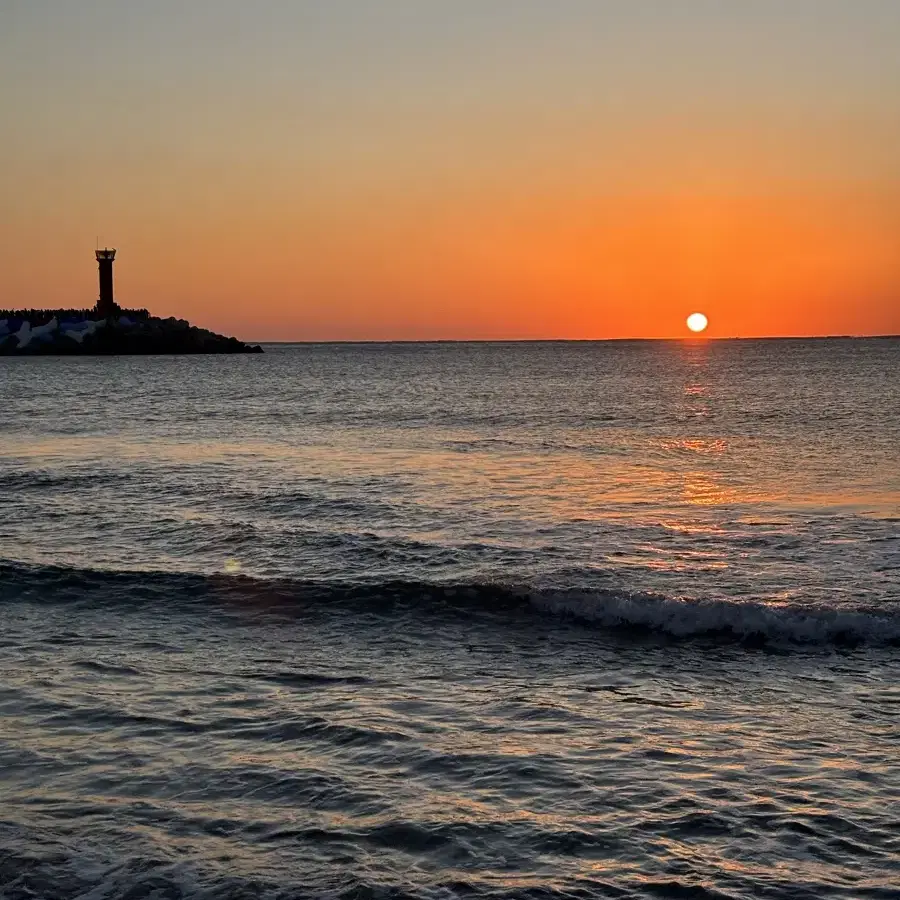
[524,588,900,646]
[1,560,898,647]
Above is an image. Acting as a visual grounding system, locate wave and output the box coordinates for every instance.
[1,560,897,648]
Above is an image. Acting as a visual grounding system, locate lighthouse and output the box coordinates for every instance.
[95,248,117,318]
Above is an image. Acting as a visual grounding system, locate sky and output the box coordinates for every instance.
[1,0,899,340]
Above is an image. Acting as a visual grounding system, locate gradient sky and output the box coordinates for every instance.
[2,0,899,340]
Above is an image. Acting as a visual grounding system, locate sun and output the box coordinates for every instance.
[686,312,709,334]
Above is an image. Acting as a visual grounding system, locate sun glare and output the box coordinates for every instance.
[686,312,709,334]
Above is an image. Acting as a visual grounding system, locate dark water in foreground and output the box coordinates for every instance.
[1,340,898,899]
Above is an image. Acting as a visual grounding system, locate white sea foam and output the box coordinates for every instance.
[525,589,900,644]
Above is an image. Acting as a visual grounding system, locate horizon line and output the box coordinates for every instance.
[252,334,900,345]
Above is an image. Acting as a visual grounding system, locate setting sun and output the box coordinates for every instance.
[687,313,709,334]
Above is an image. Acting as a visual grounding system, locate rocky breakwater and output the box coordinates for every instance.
[0,310,263,355]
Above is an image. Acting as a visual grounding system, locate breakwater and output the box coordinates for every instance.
[0,308,262,354]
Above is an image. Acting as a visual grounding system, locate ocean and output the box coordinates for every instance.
[1,339,898,899]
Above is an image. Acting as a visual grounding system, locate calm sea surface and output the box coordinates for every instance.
[1,340,898,899]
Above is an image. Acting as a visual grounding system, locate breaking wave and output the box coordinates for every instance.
[1,560,897,648]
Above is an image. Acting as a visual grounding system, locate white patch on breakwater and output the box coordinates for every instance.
[14,317,58,348]
[63,319,105,343]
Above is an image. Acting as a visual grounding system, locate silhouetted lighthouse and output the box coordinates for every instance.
[95,248,117,318]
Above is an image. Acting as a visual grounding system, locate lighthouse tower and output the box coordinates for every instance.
[95,248,117,318]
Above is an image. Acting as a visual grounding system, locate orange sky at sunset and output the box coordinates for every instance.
[2,2,899,340]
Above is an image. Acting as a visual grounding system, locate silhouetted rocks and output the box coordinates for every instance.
[0,309,263,356]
